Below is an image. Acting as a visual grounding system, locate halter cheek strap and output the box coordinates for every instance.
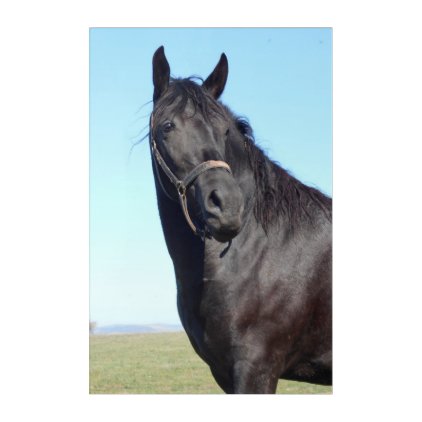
[150,120,232,239]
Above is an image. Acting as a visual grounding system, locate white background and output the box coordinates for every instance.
[0,1,421,421]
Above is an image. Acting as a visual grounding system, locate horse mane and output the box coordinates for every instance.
[153,78,332,232]
[234,118,332,232]
[153,77,226,123]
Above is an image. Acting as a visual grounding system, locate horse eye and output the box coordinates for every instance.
[162,121,175,133]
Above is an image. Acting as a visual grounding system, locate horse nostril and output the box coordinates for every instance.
[208,189,223,211]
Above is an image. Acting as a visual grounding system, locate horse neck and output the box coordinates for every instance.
[153,168,205,282]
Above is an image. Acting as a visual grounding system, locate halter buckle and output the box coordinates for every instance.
[176,181,186,197]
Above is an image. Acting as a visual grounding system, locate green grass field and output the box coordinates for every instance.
[90,331,332,394]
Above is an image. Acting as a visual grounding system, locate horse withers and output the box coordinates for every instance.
[148,46,332,393]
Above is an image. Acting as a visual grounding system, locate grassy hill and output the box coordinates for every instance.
[89,331,332,394]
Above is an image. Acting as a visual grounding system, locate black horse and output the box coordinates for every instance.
[148,46,332,394]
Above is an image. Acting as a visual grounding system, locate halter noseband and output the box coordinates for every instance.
[150,115,232,240]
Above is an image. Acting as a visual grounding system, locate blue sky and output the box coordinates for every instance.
[89,28,332,326]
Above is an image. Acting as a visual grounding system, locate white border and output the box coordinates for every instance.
[1,1,421,421]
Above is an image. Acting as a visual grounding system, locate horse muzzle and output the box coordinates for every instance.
[198,175,245,243]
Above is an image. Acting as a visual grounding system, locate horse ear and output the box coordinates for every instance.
[203,53,228,99]
[152,46,170,103]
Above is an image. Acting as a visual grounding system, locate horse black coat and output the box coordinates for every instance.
[149,46,332,393]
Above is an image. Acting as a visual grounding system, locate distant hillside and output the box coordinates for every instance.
[93,324,183,335]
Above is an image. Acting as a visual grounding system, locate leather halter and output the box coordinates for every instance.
[150,115,232,239]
